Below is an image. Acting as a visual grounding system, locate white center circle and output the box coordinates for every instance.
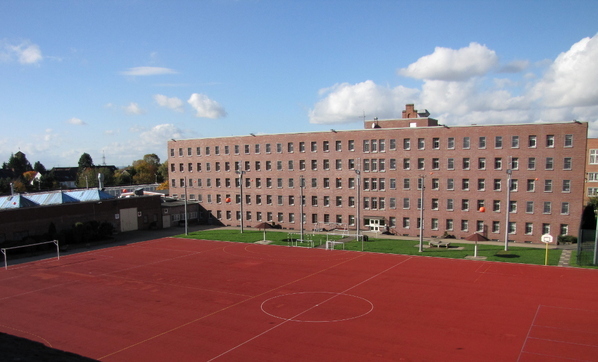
[261,291,374,323]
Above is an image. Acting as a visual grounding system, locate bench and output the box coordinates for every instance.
[326,240,345,250]
[428,241,451,248]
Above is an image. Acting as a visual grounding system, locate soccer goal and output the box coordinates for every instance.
[1,240,60,270]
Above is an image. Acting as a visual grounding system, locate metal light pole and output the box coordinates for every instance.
[418,175,425,253]
[237,170,245,233]
[184,176,188,235]
[594,210,598,265]
[504,168,512,251]
[355,169,362,251]
[300,176,305,242]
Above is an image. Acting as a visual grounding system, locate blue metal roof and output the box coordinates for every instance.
[66,190,114,202]
[0,195,38,209]
[26,192,79,205]
[0,189,115,210]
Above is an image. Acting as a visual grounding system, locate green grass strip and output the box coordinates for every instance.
[177,229,563,266]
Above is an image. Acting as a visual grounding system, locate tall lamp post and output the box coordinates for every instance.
[594,210,598,265]
[418,175,425,253]
[236,170,246,233]
[184,176,188,235]
[504,166,512,251]
[355,169,362,251]
[300,176,305,242]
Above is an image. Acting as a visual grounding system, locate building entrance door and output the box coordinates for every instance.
[369,218,381,232]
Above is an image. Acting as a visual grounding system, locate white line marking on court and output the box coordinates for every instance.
[207,256,413,361]
[517,304,542,362]
[260,291,374,322]
[99,252,367,360]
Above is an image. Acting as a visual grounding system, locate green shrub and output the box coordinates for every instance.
[557,235,577,244]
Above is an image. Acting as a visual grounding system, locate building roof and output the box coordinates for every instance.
[0,194,39,209]
[26,192,79,205]
[50,167,79,181]
[65,190,114,202]
[0,189,115,210]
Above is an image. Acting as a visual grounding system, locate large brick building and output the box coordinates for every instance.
[584,138,598,202]
[168,105,587,244]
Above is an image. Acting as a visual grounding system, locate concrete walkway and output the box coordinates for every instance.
[557,244,576,267]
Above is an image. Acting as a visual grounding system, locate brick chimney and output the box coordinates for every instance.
[402,104,418,119]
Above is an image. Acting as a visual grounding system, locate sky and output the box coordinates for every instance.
[1,0,598,168]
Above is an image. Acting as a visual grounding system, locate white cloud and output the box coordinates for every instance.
[531,33,598,108]
[309,80,419,124]
[120,66,177,76]
[139,124,184,145]
[187,93,227,119]
[420,79,528,117]
[67,117,87,125]
[309,42,567,127]
[123,102,145,115]
[1,40,43,65]
[154,94,184,112]
[398,42,498,81]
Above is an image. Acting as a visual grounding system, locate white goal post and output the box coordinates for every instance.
[1,240,60,270]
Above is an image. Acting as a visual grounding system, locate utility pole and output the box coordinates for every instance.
[418,175,425,253]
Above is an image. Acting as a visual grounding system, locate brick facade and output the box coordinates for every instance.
[0,196,163,243]
[584,138,598,202]
[168,106,587,244]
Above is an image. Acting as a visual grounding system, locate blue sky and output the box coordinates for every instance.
[1,0,598,168]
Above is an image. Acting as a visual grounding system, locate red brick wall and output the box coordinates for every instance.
[0,196,162,243]
[168,121,587,244]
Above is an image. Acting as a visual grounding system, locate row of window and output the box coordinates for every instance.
[177,191,570,216]
[172,177,572,193]
[210,209,353,226]
[171,134,575,158]
[172,156,574,174]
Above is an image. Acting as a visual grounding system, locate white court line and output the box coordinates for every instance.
[517,304,542,362]
[260,291,374,322]
[517,305,598,362]
[207,256,413,361]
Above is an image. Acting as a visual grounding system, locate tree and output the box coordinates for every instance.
[157,179,169,190]
[97,167,115,187]
[7,151,32,177]
[131,154,161,184]
[76,167,114,188]
[11,179,26,193]
[39,171,57,190]
[78,153,94,171]
[76,167,97,188]
[114,169,132,186]
[143,153,160,166]
[33,161,47,174]
[157,160,168,184]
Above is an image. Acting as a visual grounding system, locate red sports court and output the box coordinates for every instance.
[0,237,597,361]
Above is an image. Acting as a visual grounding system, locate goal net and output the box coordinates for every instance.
[1,240,60,270]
